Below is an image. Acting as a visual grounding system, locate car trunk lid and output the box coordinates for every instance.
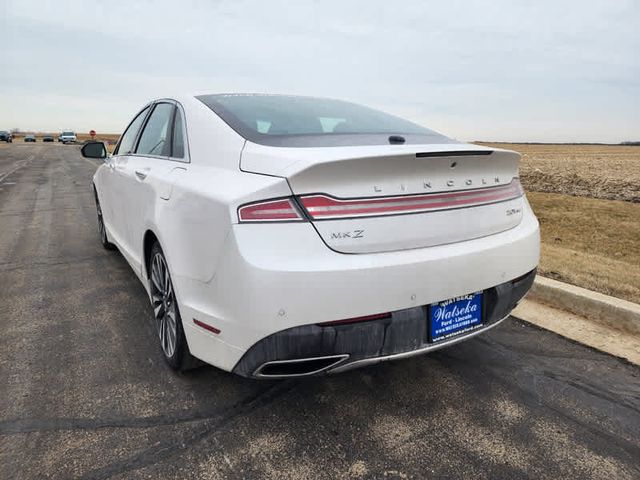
[241,142,524,253]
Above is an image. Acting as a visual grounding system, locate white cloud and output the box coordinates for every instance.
[1,0,638,141]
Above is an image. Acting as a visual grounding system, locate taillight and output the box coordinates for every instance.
[238,197,305,222]
[299,178,524,220]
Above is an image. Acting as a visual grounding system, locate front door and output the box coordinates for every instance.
[104,105,151,252]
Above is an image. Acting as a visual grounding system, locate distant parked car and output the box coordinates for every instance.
[43,135,54,142]
[24,135,36,142]
[0,131,13,142]
[59,131,77,144]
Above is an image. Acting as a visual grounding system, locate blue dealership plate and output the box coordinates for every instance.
[429,292,483,342]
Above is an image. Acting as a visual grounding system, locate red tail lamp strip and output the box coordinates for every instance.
[300,178,523,220]
[193,318,221,334]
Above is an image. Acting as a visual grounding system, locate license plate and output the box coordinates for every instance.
[429,292,483,342]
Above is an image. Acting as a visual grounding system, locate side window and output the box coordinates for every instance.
[114,106,150,155]
[171,107,185,158]
[136,103,174,157]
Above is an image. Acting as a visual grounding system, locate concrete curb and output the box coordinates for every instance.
[527,276,640,335]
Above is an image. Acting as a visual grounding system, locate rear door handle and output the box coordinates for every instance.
[135,170,148,180]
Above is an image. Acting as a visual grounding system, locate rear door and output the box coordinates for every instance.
[122,101,189,272]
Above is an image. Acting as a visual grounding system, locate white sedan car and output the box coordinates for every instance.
[82,94,539,377]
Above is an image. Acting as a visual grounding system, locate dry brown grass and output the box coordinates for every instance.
[475,143,639,302]
[75,133,120,144]
[528,191,640,303]
[478,143,640,203]
[74,134,120,153]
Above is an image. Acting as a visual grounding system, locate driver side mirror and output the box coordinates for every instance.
[81,141,107,159]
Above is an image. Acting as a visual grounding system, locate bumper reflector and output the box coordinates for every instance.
[318,312,391,326]
[193,318,221,334]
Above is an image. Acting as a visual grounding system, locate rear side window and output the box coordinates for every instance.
[171,107,185,158]
[115,106,150,155]
[136,103,174,157]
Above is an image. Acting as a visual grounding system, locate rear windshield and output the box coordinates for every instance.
[196,94,453,147]
[62,132,75,136]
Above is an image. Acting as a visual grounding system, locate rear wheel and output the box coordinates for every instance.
[94,188,115,250]
[148,242,199,371]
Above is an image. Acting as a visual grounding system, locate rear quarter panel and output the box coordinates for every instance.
[152,165,293,286]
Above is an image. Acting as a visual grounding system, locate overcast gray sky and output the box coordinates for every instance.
[1,0,638,142]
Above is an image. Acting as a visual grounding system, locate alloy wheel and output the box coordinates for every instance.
[149,252,178,358]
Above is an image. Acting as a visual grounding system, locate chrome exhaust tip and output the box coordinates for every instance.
[253,354,349,378]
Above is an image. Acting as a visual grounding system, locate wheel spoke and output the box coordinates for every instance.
[163,268,170,294]
[151,257,157,284]
[151,274,163,295]
[159,315,166,347]
[155,257,163,289]
[151,258,163,293]
[167,328,175,355]
[166,307,176,328]
[162,315,171,354]
[166,312,176,354]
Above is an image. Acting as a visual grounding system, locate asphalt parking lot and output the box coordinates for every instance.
[1,143,639,480]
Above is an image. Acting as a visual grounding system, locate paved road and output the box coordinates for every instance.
[1,144,639,480]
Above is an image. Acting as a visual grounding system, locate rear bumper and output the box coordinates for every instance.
[232,268,535,377]
[177,200,539,373]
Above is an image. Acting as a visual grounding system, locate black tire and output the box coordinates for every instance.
[148,242,200,371]
[93,187,116,250]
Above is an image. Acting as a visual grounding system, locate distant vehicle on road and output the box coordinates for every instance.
[24,135,36,142]
[59,131,76,144]
[42,135,54,142]
[82,93,539,377]
[0,131,13,142]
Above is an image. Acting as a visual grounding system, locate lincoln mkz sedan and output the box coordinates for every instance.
[82,94,539,377]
